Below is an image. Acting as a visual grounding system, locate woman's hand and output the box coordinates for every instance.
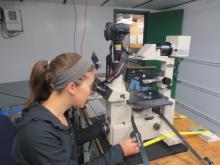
[119,138,139,157]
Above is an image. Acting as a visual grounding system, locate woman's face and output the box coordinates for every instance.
[73,70,95,108]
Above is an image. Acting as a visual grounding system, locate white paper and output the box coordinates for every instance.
[130,35,137,44]
[138,35,143,44]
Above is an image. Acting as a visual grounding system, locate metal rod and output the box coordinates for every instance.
[154,110,207,165]
[0,91,28,100]
[100,0,110,7]
[177,80,220,98]
[133,0,153,8]
[183,58,220,67]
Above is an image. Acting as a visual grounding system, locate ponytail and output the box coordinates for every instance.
[24,60,51,108]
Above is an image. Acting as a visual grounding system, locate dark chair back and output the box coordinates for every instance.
[0,115,16,165]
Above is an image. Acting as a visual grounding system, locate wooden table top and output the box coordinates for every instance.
[149,116,220,165]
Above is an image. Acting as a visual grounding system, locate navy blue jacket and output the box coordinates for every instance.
[12,103,124,165]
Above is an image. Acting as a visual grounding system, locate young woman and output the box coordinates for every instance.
[13,53,139,165]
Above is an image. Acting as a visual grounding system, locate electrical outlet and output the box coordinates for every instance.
[3,8,23,32]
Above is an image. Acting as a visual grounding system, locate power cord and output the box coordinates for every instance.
[80,0,88,55]
[72,0,77,53]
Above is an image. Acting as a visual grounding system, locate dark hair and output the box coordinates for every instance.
[24,52,93,108]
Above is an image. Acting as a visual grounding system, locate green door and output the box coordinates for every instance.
[146,9,183,43]
[145,9,184,98]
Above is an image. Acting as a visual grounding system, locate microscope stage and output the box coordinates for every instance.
[128,92,173,110]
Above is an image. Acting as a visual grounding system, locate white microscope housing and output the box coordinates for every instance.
[104,36,191,146]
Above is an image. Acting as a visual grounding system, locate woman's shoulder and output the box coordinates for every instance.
[18,119,58,138]
[14,119,62,150]
[18,102,67,130]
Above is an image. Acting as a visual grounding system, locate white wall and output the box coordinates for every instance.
[175,0,220,133]
[1,0,220,133]
[0,1,113,83]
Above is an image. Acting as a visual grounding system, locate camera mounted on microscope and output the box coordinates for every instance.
[104,22,129,44]
[92,22,130,100]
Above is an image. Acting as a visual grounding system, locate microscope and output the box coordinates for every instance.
[93,22,191,147]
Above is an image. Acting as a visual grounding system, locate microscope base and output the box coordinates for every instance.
[107,112,180,146]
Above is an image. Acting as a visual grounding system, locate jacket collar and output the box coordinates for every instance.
[20,102,69,130]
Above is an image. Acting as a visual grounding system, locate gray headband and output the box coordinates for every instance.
[54,56,92,89]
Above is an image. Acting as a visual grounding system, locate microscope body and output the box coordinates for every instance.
[105,76,177,146]
[104,36,191,146]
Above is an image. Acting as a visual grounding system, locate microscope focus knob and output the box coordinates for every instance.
[101,122,110,135]
[153,123,161,130]
[162,77,171,86]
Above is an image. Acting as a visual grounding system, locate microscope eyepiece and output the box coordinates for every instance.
[92,78,113,100]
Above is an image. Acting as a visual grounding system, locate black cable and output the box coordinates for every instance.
[80,0,88,55]
[81,108,93,152]
[104,49,128,83]
[133,0,153,8]
[65,109,79,162]
[73,0,77,53]
[131,115,149,165]
[100,0,110,7]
